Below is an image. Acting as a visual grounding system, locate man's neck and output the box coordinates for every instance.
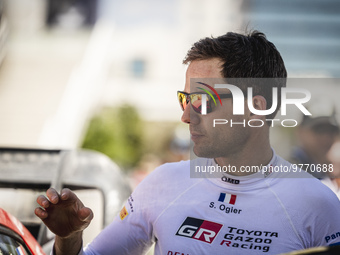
[214,143,273,176]
[300,144,330,165]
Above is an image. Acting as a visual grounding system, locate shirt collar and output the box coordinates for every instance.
[194,149,278,189]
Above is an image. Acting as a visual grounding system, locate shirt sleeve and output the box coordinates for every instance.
[80,172,158,255]
[268,173,340,250]
[50,199,153,255]
[295,179,340,248]
[311,187,340,247]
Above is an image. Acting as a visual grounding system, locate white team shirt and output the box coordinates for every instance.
[80,152,340,255]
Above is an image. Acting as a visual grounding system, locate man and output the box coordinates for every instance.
[35,31,340,254]
[322,140,340,199]
[290,112,339,179]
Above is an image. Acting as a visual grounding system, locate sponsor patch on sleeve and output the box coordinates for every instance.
[325,231,340,244]
[119,206,128,220]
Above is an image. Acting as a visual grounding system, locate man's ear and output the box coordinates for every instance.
[249,95,267,117]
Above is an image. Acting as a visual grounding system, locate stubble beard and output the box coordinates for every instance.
[192,126,250,159]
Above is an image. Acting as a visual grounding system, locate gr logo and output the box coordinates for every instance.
[176,217,223,244]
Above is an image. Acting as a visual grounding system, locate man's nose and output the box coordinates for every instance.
[181,104,199,125]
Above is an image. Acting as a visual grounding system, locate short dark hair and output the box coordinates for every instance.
[183,30,287,120]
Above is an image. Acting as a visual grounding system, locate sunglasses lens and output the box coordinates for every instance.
[178,92,212,114]
[191,94,212,114]
[190,94,203,113]
[178,92,188,111]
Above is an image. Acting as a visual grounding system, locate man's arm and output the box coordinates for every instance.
[54,232,83,255]
[35,188,93,255]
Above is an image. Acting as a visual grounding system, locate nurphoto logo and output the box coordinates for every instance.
[195,81,312,128]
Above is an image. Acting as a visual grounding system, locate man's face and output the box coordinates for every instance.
[299,124,338,159]
[181,58,251,158]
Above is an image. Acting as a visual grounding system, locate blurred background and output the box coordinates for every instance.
[0,0,339,180]
[0,1,339,254]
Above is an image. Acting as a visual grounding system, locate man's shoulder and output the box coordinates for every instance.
[269,155,339,203]
[270,166,338,210]
[149,160,190,179]
[147,157,212,180]
[130,159,206,209]
[137,159,196,187]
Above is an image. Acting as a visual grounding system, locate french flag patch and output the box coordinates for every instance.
[15,247,25,255]
[218,193,237,205]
